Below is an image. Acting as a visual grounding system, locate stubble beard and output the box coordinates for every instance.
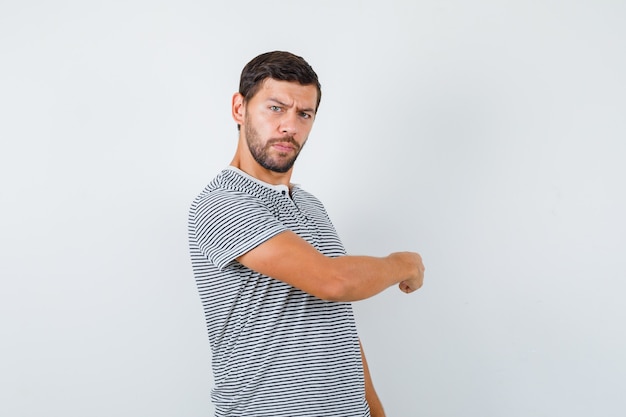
[245,121,304,174]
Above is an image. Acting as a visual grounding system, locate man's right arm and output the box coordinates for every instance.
[236,230,425,302]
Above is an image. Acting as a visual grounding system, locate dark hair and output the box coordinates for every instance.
[239,51,322,111]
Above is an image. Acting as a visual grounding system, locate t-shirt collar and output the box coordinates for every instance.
[226,166,292,195]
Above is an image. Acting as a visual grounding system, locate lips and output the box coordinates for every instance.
[273,143,295,152]
[269,137,300,153]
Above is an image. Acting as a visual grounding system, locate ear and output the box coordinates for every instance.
[232,92,245,125]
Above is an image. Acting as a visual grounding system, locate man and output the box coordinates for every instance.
[188,51,425,416]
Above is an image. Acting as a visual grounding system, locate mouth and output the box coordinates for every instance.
[272,143,295,153]
[269,137,300,153]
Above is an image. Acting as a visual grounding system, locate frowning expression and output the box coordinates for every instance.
[241,79,318,173]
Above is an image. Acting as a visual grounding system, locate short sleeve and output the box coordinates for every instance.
[190,189,287,270]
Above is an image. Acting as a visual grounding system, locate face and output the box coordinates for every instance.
[240,79,318,173]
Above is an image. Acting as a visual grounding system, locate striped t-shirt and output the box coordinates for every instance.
[188,167,369,417]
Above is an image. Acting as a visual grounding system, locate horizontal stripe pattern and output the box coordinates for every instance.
[188,168,369,416]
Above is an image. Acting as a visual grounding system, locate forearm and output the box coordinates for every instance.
[325,252,421,302]
[236,230,424,302]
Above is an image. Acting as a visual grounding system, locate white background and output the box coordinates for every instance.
[1,1,625,416]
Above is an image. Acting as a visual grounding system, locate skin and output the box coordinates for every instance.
[231,78,316,185]
[230,78,425,416]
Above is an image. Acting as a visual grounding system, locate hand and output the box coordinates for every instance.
[394,252,425,294]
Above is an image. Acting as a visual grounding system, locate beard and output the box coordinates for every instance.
[245,119,305,173]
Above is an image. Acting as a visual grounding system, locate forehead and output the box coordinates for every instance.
[254,78,318,107]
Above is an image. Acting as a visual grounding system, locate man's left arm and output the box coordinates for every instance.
[360,339,385,417]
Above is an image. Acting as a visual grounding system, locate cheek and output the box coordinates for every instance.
[299,120,314,135]
[251,112,275,129]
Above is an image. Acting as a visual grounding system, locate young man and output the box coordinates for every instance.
[188,51,425,416]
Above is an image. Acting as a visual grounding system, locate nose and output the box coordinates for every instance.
[279,112,298,135]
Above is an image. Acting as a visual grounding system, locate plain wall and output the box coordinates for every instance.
[1,1,625,416]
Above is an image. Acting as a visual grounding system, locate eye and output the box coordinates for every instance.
[300,112,312,119]
[269,105,281,112]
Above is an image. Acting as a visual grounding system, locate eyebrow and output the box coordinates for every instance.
[268,97,316,114]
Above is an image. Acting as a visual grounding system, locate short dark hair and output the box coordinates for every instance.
[239,51,322,111]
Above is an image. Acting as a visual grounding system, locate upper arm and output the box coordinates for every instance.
[191,189,287,270]
[236,230,342,300]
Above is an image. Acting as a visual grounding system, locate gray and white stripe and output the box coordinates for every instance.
[188,167,369,417]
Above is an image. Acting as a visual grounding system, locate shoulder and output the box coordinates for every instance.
[292,186,329,213]
[191,187,262,221]
[291,184,321,202]
[190,169,280,223]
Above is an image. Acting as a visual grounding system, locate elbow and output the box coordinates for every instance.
[318,282,346,302]
[317,273,359,302]
[312,257,366,302]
